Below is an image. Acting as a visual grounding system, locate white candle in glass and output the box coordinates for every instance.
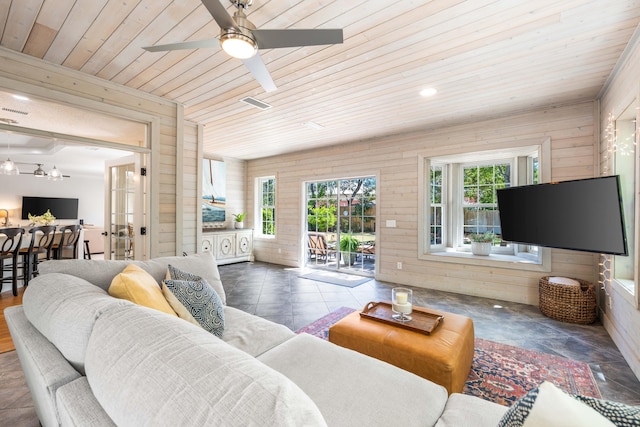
[395,291,408,304]
[392,288,413,315]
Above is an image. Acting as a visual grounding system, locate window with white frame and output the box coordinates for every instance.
[257,177,276,237]
[461,161,511,251]
[612,104,637,296]
[424,146,542,262]
[430,165,444,247]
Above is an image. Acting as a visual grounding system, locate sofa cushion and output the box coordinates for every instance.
[85,304,327,427]
[222,305,295,356]
[109,264,177,316]
[435,393,508,427]
[258,333,449,427]
[499,381,615,427]
[38,252,227,304]
[162,276,225,338]
[22,273,131,375]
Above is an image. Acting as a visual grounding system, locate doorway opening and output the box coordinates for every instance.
[305,177,376,276]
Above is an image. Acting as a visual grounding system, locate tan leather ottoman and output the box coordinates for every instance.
[328,308,474,394]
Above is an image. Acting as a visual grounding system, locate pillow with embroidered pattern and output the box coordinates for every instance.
[162,265,225,338]
[572,395,640,427]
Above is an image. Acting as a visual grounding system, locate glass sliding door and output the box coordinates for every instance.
[305,176,376,275]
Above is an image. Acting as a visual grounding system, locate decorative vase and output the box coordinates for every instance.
[471,241,492,256]
[234,221,244,229]
[341,253,356,266]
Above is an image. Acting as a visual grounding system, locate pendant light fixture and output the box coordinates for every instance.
[1,138,19,176]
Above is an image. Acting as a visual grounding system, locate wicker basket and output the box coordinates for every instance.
[538,276,597,324]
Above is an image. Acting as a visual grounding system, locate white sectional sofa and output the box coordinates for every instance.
[5,252,507,426]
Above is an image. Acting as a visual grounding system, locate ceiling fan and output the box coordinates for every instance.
[143,0,343,92]
[17,163,69,180]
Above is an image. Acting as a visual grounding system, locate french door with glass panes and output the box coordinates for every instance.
[105,154,147,260]
[305,177,376,275]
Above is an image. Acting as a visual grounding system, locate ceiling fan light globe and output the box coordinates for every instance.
[220,34,257,59]
[48,165,63,181]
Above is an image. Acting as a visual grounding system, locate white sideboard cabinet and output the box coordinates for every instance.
[202,229,253,265]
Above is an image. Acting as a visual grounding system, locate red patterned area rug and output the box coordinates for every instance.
[296,306,357,340]
[465,338,601,406]
[297,307,601,406]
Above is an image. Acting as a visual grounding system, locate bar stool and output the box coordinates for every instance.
[18,225,56,287]
[84,240,91,259]
[0,227,25,296]
[51,225,82,260]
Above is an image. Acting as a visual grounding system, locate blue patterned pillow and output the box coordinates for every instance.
[573,396,640,427]
[167,264,203,282]
[163,265,225,338]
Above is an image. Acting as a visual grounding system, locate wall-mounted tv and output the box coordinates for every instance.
[496,176,628,255]
[21,197,79,220]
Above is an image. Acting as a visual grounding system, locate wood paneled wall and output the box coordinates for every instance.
[181,122,199,254]
[0,47,184,258]
[223,157,247,222]
[598,29,640,380]
[247,101,598,305]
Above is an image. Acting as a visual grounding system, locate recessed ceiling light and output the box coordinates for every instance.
[302,121,324,130]
[12,94,30,101]
[420,87,438,97]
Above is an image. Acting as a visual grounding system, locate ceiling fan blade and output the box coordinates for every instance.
[143,39,219,52]
[242,53,277,92]
[201,0,238,30]
[252,29,343,49]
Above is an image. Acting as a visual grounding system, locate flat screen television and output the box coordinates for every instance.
[21,196,79,220]
[496,176,628,255]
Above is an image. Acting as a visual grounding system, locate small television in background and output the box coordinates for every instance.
[21,196,79,220]
[496,176,628,255]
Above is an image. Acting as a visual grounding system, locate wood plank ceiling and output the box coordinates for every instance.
[0,0,639,160]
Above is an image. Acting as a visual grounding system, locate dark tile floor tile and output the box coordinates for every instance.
[258,292,293,305]
[220,261,640,405]
[292,302,329,317]
[255,302,290,317]
[291,292,326,303]
[226,293,260,306]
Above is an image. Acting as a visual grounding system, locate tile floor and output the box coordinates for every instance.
[219,261,640,405]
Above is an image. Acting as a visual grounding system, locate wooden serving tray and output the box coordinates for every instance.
[359,301,444,335]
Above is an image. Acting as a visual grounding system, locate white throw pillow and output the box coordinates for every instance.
[499,382,616,427]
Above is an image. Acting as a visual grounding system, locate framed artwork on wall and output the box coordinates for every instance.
[202,158,226,223]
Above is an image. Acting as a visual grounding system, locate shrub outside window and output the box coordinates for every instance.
[258,177,275,237]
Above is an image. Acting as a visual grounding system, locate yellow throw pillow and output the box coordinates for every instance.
[161,283,201,327]
[109,264,177,316]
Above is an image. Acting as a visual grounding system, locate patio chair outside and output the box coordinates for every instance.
[307,232,336,262]
[360,240,376,259]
